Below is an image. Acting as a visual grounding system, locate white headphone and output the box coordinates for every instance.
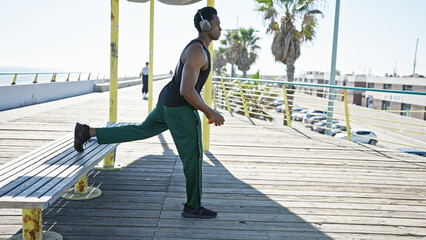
[198,10,211,32]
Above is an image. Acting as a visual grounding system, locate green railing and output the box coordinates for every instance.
[212,76,426,152]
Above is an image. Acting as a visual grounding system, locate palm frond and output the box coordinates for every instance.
[256,0,323,67]
[308,9,322,15]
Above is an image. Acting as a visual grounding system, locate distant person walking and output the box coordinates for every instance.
[140,62,149,100]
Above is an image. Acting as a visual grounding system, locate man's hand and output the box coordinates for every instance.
[205,110,225,126]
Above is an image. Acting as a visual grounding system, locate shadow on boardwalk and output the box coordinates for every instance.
[34,134,333,240]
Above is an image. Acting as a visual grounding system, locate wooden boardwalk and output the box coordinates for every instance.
[0,80,425,240]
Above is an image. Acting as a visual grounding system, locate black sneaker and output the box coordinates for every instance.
[74,122,91,152]
[181,203,217,219]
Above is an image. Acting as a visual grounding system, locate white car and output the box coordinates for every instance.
[279,106,302,114]
[335,129,378,145]
[312,120,342,135]
[302,110,327,124]
[276,105,286,113]
[292,109,308,121]
[269,99,285,107]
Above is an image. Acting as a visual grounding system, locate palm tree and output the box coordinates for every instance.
[255,0,323,125]
[220,30,240,77]
[236,28,261,78]
[213,47,227,76]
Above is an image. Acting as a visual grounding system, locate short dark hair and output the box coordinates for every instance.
[193,6,217,33]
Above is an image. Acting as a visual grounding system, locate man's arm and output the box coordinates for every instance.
[180,43,224,126]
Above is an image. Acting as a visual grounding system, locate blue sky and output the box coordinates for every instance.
[0,0,425,77]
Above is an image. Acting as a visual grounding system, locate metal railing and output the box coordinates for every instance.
[0,72,98,85]
[0,72,172,86]
[212,76,426,152]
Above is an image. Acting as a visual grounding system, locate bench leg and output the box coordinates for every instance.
[61,174,102,200]
[8,209,62,240]
[94,150,124,170]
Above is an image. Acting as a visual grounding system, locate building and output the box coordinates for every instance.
[294,72,426,120]
[363,76,426,120]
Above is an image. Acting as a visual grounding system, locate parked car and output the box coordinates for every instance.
[310,109,327,115]
[302,110,327,124]
[331,124,347,136]
[269,99,285,107]
[313,121,345,135]
[278,106,302,113]
[306,115,327,128]
[292,109,309,121]
[276,105,285,112]
[397,148,426,157]
[335,129,378,145]
[312,121,326,133]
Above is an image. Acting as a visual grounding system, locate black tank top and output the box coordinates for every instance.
[158,39,211,107]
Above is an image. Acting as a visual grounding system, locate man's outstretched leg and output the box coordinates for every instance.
[74,106,168,152]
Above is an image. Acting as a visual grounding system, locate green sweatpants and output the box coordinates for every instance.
[96,103,203,208]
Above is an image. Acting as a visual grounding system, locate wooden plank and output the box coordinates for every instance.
[0,122,113,181]
[156,218,426,235]
[153,227,330,240]
[0,143,75,196]
[0,135,72,180]
[44,225,155,238]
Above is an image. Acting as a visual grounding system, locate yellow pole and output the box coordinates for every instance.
[202,0,215,151]
[103,0,119,168]
[238,80,250,117]
[78,72,81,81]
[33,73,38,84]
[212,83,217,109]
[282,84,292,127]
[66,73,70,81]
[110,0,119,122]
[88,73,91,80]
[11,74,17,85]
[22,209,42,240]
[74,174,88,195]
[343,88,351,141]
[148,0,155,113]
[221,79,232,113]
[62,173,103,200]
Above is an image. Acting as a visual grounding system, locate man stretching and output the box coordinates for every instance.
[74,6,223,219]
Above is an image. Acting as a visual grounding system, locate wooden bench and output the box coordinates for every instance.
[0,122,129,240]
